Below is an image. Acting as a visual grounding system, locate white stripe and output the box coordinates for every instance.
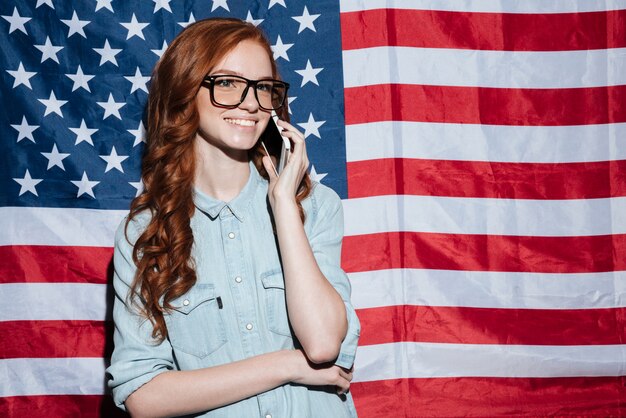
[0,206,126,247]
[343,47,626,89]
[1,358,106,396]
[345,121,626,163]
[342,195,626,237]
[340,0,626,13]
[350,269,626,310]
[0,283,109,321]
[353,342,626,381]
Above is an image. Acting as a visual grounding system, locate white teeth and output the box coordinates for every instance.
[224,118,255,127]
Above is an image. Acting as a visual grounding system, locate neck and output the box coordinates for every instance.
[193,137,251,202]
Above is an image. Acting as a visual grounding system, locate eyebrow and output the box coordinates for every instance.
[211,69,274,79]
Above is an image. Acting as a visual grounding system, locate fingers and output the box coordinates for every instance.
[335,366,353,395]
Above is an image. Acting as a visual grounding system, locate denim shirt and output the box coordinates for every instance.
[106,163,360,418]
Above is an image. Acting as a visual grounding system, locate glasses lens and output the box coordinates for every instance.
[211,76,247,106]
[256,81,287,110]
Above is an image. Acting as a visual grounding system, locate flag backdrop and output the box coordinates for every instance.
[1,0,625,417]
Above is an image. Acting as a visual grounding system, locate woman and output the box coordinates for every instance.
[106,17,360,418]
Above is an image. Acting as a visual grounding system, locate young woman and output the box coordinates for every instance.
[106,17,360,418]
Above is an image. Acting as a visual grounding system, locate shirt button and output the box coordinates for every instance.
[245,323,253,330]
[235,276,242,283]
[183,299,190,306]
[265,415,272,418]
[228,232,235,239]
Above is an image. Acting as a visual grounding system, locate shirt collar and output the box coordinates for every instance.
[193,161,263,222]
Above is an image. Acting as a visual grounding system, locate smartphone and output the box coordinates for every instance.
[272,110,291,174]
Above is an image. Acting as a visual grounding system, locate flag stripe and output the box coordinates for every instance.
[353,342,626,381]
[344,84,626,126]
[340,9,626,51]
[0,283,109,321]
[345,122,626,164]
[346,159,626,200]
[0,246,112,284]
[342,232,626,274]
[1,358,106,397]
[343,195,626,237]
[0,321,111,359]
[343,47,626,89]
[350,377,626,418]
[356,305,626,346]
[340,0,626,14]
[0,395,126,418]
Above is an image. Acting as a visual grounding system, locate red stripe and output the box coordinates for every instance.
[342,232,626,273]
[341,9,626,51]
[0,245,113,284]
[346,158,626,200]
[0,320,112,359]
[351,376,626,417]
[356,305,626,346]
[343,84,626,126]
[0,395,128,418]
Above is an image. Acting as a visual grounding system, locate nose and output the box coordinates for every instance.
[238,84,259,111]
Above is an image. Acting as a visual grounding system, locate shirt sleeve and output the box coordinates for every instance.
[306,184,361,369]
[105,217,174,411]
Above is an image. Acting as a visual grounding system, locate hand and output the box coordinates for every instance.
[261,119,309,209]
[289,350,353,394]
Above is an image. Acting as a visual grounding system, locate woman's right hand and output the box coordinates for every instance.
[288,350,353,394]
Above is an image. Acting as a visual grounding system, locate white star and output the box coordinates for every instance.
[128,120,146,147]
[34,36,63,64]
[297,113,325,139]
[71,171,99,198]
[211,0,229,12]
[36,0,55,8]
[41,143,70,170]
[151,40,168,58]
[245,11,263,27]
[70,119,98,145]
[61,11,89,38]
[287,96,296,114]
[129,180,144,197]
[124,67,150,94]
[66,65,94,92]
[292,6,320,33]
[152,0,172,13]
[100,146,129,173]
[13,170,43,197]
[93,39,122,66]
[95,0,113,12]
[11,116,38,143]
[178,12,196,28]
[7,62,36,89]
[271,35,293,61]
[120,13,149,40]
[2,7,31,35]
[97,93,125,120]
[295,60,323,87]
[309,165,327,183]
[269,0,286,9]
[38,91,67,117]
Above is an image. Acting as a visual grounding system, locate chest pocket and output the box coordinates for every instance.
[261,271,293,338]
[164,284,227,358]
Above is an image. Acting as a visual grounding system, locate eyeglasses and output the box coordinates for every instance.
[202,75,289,111]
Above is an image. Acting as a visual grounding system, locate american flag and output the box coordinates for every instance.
[1,0,625,417]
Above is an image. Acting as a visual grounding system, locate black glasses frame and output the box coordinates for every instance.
[202,75,290,111]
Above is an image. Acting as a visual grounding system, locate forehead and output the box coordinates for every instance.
[212,40,273,79]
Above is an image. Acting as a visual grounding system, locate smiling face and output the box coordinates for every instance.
[195,40,273,158]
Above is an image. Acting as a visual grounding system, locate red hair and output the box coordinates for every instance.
[126,18,311,341]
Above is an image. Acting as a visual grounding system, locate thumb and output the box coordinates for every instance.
[262,155,278,181]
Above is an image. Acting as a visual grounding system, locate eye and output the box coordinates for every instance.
[256,82,274,93]
[214,77,239,88]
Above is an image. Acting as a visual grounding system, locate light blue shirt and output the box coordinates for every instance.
[106,163,360,417]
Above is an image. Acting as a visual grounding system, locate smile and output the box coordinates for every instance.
[224,118,256,127]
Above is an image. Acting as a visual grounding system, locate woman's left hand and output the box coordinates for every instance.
[261,118,309,209]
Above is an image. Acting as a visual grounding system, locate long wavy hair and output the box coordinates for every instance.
[126,18,311,342]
